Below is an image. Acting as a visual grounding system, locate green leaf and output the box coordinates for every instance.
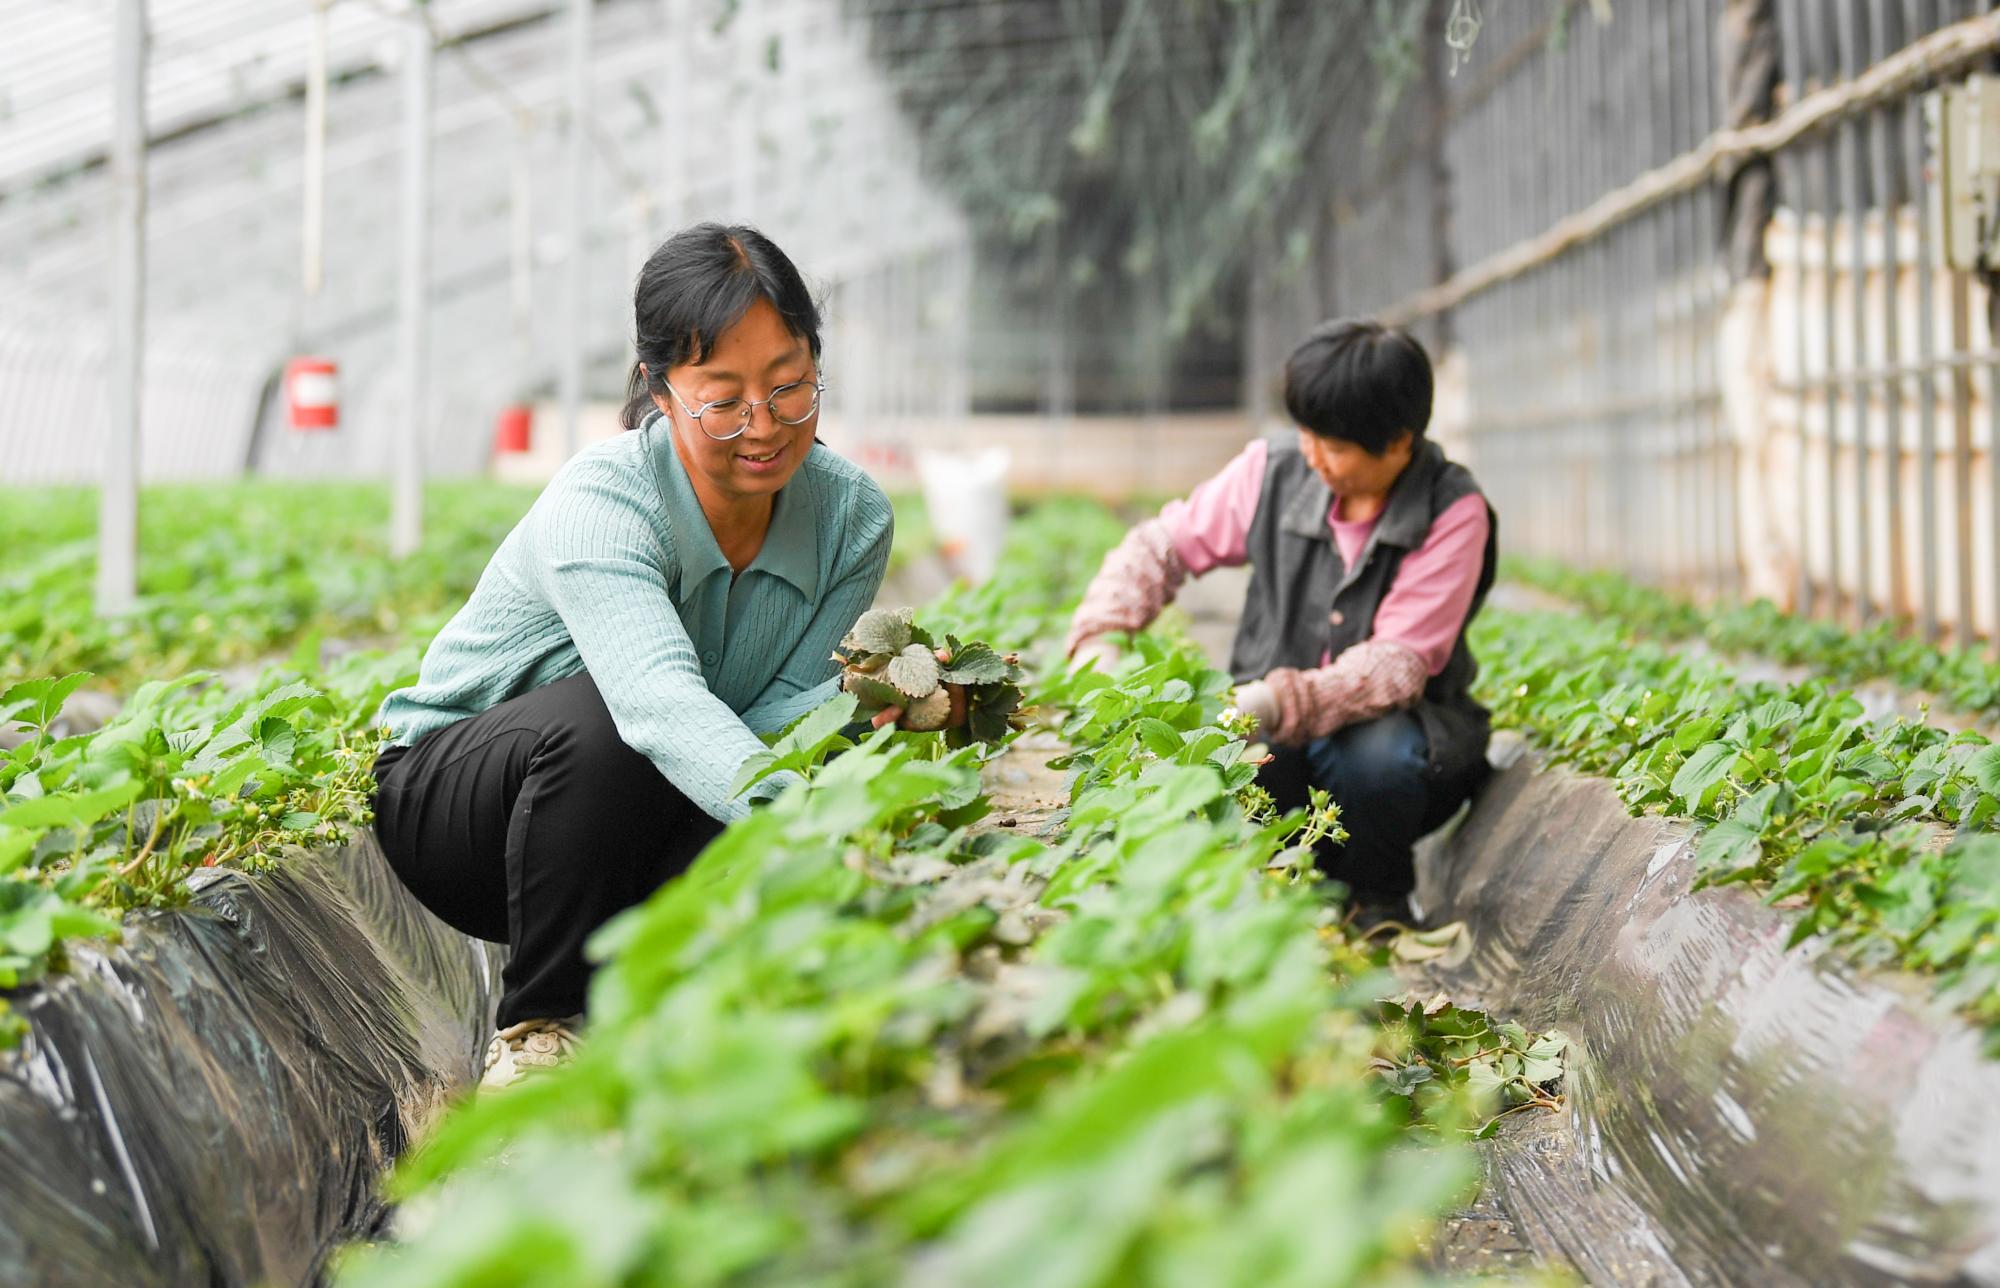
[1521,1044,1565,1085]
[1672,717,1720,753]
[1967,793,2000,831]
[940,642,1014,685]
[966,683,1024,744]
[0,832,33,874]
[1670,742,1737,809]
[1731,782,1785,831]
[0,781,144,833]
[288,629,324,676]
[256,716,298,765]
[1745,699,1805,731]
[1967,744,2000,795]
[1695,821,1762,877]
[1463,1059,1504,1099]
[1837,748,1899,782]
[0,673,94,733]
[776,697,861,761]
[1132,718,1183,759]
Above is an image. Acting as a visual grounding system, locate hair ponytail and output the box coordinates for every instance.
[621,361,655,430]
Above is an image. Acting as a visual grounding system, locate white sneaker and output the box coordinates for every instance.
[479,1016,581,1092]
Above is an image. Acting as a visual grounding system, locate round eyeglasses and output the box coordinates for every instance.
[661,376,824,441]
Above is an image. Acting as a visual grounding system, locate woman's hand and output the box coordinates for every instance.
[1227,678,1281,739]
[1069,634,1124,671]
[869,681,969,732]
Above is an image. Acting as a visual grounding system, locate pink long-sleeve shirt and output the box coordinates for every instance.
[1158,438,1490,676]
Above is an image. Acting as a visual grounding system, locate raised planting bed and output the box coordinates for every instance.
[333,578,1573,1285]
[1416,740,2000,1286]
[0,481,536,694]
[1503,556,2000,724]
[0,833,498,1286]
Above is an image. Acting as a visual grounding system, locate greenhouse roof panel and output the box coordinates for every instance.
[0,0,557,193]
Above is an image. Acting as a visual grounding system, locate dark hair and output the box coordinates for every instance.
[620,223,823,430]
[1281,319,1433,455]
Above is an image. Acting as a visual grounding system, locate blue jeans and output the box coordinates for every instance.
[1256,710,1482,900]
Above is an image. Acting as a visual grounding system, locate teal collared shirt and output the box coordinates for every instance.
[377,410,894,821]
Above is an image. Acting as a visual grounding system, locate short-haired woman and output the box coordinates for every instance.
[1067,320,1498,923]
[369,224,923,1088]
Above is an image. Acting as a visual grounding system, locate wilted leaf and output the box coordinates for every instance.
[846,672,903,711]
[846,607,914,656]
[888,645,942,698]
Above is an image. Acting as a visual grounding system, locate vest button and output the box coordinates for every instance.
[1329,610,1345,626]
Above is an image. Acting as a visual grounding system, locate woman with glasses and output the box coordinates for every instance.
[366,223,927,1089]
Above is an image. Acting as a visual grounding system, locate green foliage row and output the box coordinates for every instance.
[0,486,1567,1283]
[1506,556,2000,717]
[0,489,1098,1051]
[1,481,536,692]
[1473,606,2000,1041]
[340,504,1563,1287]
[0,480,540,1040]
[0,644,419,1042]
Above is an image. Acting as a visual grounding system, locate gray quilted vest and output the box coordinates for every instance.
[1228,437,1498,781]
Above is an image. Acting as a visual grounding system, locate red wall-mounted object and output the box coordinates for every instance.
[284,356,339,432]
[494,404,533,454]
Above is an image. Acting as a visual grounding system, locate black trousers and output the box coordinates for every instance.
[1256,710,1485,902]
[368,672,724,1027]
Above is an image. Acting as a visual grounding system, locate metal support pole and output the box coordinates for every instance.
[656,0,680,232]
[731,0,761,219]
[1839,0,1872,625]
[510,115,535,394]
[625,194,653,374]
[1720,0,1780,283]
[98,0,146,617]
[1783,0,1814,613]
[558,0,593,462]
[1668,1,1699,591]
[1818,53,1842,623]
[1645,4,1669,586]
[1950,268,1977,643]
[392,9,432,558]
[1909,44,1942,643]
[1421,0,1456,356]
[1610,11,1637,575]
[302,0,329,297]
[1868,2,1908,621]
[1719,0,1779,601]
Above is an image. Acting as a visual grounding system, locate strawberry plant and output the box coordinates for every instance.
[338,500,1565,1287]
[834,607,1027,742]
[0,646,418,1043]
[1472,604,2000,1042]
[0,486,1566,1279]
[1507,555,2000,717]
[0,481,535,693]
